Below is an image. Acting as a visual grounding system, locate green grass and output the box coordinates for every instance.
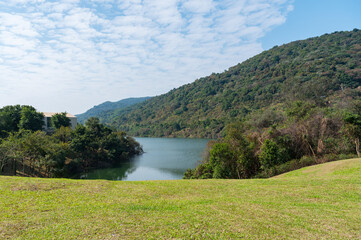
[1,158,361,239]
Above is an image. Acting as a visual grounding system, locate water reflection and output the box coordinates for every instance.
[77,137,209,181]
[78,159,137,180]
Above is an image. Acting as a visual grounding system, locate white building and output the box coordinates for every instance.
[43,112,77,131]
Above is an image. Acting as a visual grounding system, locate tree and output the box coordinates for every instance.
[0,105,23,137]
[0,131,24,175]
[343,112,361,157]
[224,122,258,178]
[184,122,258,179]
[1,110,142,178]
[71,117,142,171]
[18,106,44,131]
[285,101,316,120]
[21,131,49,176]
[85,117,111,138]
[259,139,281,169]
[51,112,71,129]
[209,142,236,178]
[52,126,72,143]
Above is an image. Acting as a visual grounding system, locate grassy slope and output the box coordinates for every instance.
[1,158,361,239]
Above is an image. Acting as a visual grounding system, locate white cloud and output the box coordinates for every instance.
[182,0,214,14]
[0,13,39,37]
[0,0,293,114]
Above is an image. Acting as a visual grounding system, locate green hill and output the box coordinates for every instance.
[1,158,361,239]
[101,30,361,138]
[76,97,152,124]
[274,157,361,179]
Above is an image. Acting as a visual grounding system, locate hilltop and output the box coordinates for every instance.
[1,158,361,239]
[95,29,361,138]
[76,97,152,124]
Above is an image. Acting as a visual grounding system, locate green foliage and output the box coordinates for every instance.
[51,112,71,129]
[343,111,361,156]
[343,112,361,130]
[18,106,44,132]
[0,111,142,177]
[259,139,279,169]
[76,97,152,124]
[185,122,257,179]
[286,101,316,120]
[0,105,22,136]
[186,97,361,179]
[71,117,143,169]
[52,126,72,142]
[247,108,285,129]
[209,143,236,178]
[0,105,44,137]
[259,139,290,169]
[91,30,361,138]
[183,168,195,179]
[255,156,317,178]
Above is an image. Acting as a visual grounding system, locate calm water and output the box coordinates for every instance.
[78,137,209,181]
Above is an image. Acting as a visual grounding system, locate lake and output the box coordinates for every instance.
[78,137,209,181]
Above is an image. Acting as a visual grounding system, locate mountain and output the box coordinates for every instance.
[101,29,361,138]
[76,97,152,124]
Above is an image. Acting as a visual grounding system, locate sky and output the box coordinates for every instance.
[0,0,360,114]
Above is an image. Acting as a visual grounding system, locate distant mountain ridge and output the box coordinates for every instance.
[93,30,361,137]
[76,97,152,123]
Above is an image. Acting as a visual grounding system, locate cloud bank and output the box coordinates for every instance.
[0,0,293,113]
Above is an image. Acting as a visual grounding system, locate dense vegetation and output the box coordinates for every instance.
[0,105,45,137]
[183,30,361,179]
[1,158,361,239]
[0,105,142,178]
[94,30,361,138]
[76,97,152,124]
[184,99,361,179]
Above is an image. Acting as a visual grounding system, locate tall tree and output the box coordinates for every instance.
[0,105,23,137]
[344,112,361,157]
[51,112,71,129]
[0,132,23,175]
[18,106,44,132]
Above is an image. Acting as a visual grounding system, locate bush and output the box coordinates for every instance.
[259,139,290,169]
[299,156,317,166]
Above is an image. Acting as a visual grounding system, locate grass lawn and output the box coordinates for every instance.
[1,158,361,239]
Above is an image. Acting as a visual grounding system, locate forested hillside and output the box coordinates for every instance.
[102,30,361,138]
[76,97,152,124]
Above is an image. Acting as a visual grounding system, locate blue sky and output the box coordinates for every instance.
[0,0,359,114]
[262,0,361,49]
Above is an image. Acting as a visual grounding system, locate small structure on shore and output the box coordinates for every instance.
[43,112,77,131]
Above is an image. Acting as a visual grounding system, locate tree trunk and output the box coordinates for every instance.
[236,165,241,179]
[0,162,4,174]
[305,138,316,158]
[0,157,5,174]
[13,159,16,176]
[317,139,325,155]
[355,138,360,158]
